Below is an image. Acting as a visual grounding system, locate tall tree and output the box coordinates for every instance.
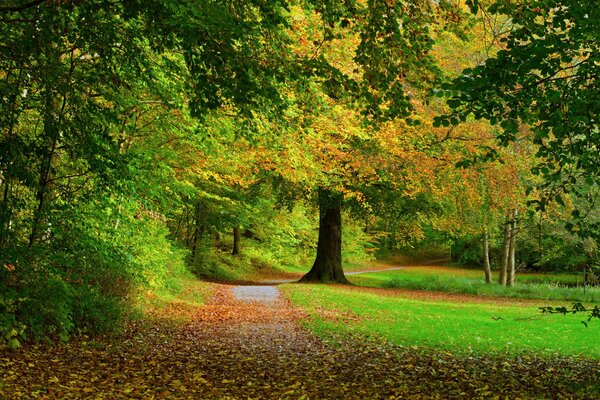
[439,0,600,236]
[483,229,492,284]
[499,215,511,286]
[263,1,465,283]
[507,208,518,286]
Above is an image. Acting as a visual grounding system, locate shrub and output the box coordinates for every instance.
[0,196,191,346]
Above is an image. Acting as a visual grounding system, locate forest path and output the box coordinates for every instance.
[2,282,599,399]
[231,285,280,302]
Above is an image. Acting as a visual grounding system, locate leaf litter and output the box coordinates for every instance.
[1,283,599,399]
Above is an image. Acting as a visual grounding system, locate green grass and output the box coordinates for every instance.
[135,268,211,317]
[350,266,600,303]
[282,283,600,358]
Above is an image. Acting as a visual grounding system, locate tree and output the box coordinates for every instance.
[438,0,600,236]
[262,1,467,283]
[483,229,492,284]
[506,208,518,286]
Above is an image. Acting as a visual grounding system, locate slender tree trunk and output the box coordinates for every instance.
[382,220,388,250]
[190,201,206,264]
[0,176,11,248]
[28,122,58,248]
[182,205,192,247]
[507,209,518,287]
[483,229,492,284]
[300,189,348,283]
[232,225,241,256]
[28,72,66,247]
[499,214,511,286]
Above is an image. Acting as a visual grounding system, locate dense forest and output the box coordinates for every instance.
[1,0,599,352]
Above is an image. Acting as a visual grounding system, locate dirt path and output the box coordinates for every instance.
[231,285,280,302]
[2,283,599,399]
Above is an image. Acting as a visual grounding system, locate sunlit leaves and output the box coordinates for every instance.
[441,0,600,237]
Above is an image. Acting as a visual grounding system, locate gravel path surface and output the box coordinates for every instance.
[231,285,280,303]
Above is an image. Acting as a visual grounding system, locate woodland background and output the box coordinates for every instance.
[0,0,598,348]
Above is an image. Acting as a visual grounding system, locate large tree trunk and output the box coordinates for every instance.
[483,229,492,284]
[507,209,518,287]
[232,225,241,255]
[499,214,511,286]
[300,189,348,284]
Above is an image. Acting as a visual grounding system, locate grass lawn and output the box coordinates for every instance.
[282,283,600,358]
[350,265,600,303]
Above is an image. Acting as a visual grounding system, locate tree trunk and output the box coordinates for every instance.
[28,119,58,248]
[499,214,511,286]
[0,175,11,248]
[190,201,206,264]
[300,189,348,284]
[483,229,492,284]
[232,225,241,255]
[507,209,518,287]
[382,220,388,250]
[28,75,66,247]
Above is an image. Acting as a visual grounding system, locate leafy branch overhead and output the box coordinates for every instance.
[436,0,600,228]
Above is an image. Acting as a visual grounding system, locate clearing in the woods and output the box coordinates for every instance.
[1,262,599,399]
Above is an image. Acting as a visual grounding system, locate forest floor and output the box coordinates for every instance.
[2,273,600,399]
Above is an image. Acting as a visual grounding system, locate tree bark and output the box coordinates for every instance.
[0,175,11,248]
[28,116,58,248]
[190,201,206,264]
[483,229,492,284]
[232,225,241,255]
[300,189,348,284]
[499,214,511,286]
[507,209,518,287]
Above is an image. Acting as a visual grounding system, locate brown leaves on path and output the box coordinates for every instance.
[1,282,599,399]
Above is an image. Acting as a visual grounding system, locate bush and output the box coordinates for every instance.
[0,287,26,349]
[17,273,74,342]
[0,196,191,346]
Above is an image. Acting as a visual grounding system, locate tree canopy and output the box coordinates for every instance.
[438,0,600,234]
